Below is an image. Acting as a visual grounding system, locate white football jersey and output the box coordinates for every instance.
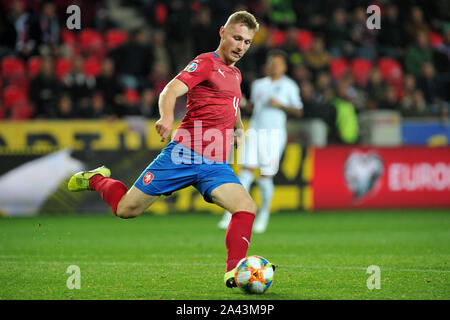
[249,75,303,130]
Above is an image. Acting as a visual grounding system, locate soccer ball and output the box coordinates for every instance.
[234,255,274,294]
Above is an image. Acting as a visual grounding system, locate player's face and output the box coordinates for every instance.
[219,23,255,65]
[266,55,287,79]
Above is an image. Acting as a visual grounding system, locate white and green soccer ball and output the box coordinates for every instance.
[234,255,275,294]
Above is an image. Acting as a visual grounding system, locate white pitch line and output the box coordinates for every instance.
[0,257,449,274]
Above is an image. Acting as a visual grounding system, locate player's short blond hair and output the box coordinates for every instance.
[224,11,259,32]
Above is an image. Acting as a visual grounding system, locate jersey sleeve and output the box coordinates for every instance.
[249,80,258,104]
[175,57,213,90]
[289,82,303,109]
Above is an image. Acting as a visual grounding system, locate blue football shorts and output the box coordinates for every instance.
[133,141,241,203]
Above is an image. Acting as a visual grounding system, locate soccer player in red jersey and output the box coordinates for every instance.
[68,11,273,288]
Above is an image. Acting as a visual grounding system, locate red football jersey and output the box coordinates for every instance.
[173,52,242,162]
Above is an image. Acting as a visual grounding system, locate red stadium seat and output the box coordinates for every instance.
[61,29,77,46]
[55,58,73,81]
[3,85,27,110]
[155,3,168,26]
[270,30,287,47]
[351,58,373,87]
[106,30,129,49]
[377,57,402,82]
[296,30,314,52]
[330,58,349,80]
[10,102,33,120]
[429,31,443,49]
[83,57,101,77]
[79,29,104,53]
[27,56,42,77]
[9,76,30,93]
[124,88,140,105]
[1,56,25,78]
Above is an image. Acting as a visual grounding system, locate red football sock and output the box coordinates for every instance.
[89,174,128,215]
[225,211,255,272]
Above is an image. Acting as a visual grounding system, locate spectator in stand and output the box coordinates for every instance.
[29,56,61,118]
[436,24,450,70]
[340,73,366,111]
[147,60,170,100]
[6,0,40,58]
[35,1,60,56]
[165,0,192,74]
[0,5,18,57]
[63,55,95,117]
[110,28,154,90]
[401,74,418,112]
[378,3,404,58]
[380,85,399,111]
[404,6,430,45]
[315,71,334,102]
[435,24,450,102]
[350,6,377,60]
[330,81,359,144]
[151,29,171,79]
[138,87,157,118]
[405,30,434,78]
[304,36,331,80]
[281,27,304,67]
[403,73,417,99]
[89,92,110,119]
[191,6,217,55]
[417,62,440,108]
[325,7,350,57]
[55,93,75,119]
[95,57,123,116]
[366,68,386,109]
[401,89,428,117]
[300,80,335,128]
[266,0,297,29]
[292,64,312,85]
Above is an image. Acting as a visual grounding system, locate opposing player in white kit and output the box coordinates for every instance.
[218,49,303,233]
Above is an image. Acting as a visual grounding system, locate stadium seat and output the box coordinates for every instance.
[1,56,25,78]
[429,31,443,49]
[61,29,77,46]
[155,3,168,26]
[83,57,101,77]
[378,57,404,98]
[124,88,140,105]
[9,76,30,93]
[27,56,42,77]
[55,58,73,81]
[329,58,349,80]
[79,29,104,54]
[377,57,402,82]
[3,85,27,110]
[296,30,314,52]
[0,105,4,119]
[10,102,33,120]
[106,30,129,49]
[270,29,287,47]
[351,58,373,87]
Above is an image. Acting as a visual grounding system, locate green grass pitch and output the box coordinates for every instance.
[0,210,448,300]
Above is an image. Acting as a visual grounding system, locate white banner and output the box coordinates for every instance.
[0,149,84,216]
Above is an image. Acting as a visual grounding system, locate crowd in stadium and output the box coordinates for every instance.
[0,0,449,126]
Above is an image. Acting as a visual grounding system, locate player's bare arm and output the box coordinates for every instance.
[156,79,189,141]
[239,94,254,113]
[234,108,244,148]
